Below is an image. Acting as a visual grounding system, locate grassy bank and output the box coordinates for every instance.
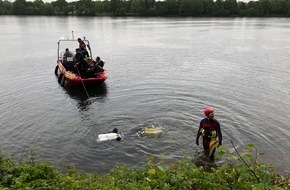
[0,144,289,190]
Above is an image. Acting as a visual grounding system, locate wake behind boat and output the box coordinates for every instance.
[54,37,108,86]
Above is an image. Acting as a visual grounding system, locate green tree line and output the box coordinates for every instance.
[0,0,290,17]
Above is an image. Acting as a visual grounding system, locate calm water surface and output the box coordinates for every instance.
[0,16,289,174]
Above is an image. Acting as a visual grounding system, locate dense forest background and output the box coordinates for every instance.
[0,0,290,17]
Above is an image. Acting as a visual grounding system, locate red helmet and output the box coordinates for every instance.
[204,107,214,116]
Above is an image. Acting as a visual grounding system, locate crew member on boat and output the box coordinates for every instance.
[86,56,105,77]
[91,56,105,73]
[74,48,89,78]
[63,48,73,59]
[95,56,105,72]
[77,38,89,57]
[63,48,74,71]
[78,38,86,49]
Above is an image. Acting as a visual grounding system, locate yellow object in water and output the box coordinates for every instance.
[142,127,163,135]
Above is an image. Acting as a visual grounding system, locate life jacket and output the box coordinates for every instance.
[201,128,217,138]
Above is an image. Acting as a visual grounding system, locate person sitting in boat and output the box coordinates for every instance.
[87,57,104,77]
[74,48,89,78]
[95,56,105,71]
[196,107,222,160]
[91,56,105,73]
[86,56,105,77]
[63,48,73,59]
[63,48,74,71]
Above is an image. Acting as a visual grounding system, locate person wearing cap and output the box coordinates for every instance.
[196,107,222,160]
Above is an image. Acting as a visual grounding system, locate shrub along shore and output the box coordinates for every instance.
[0,144,289,189]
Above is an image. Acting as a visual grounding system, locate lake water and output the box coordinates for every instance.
[0,16,289,175]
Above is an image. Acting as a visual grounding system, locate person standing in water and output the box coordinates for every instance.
[196,107,222,160]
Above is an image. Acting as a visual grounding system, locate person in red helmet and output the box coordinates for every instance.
[196,107,222,160]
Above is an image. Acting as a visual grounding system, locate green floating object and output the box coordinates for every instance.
[141,127,163,135]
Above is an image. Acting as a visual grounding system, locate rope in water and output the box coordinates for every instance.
[76,66,90,99]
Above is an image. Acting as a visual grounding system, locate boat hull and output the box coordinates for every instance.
[56,60,108,86]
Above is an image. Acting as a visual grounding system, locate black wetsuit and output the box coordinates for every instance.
[74,52,87,77]
[196,118,222,159]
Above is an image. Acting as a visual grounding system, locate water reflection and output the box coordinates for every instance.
[63,83,108,110]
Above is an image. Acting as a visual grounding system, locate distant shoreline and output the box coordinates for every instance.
[1,0,290,17]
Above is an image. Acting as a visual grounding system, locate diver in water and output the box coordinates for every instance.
[96,125,163,142]
[196,107,222,160]
[97,128,122,142]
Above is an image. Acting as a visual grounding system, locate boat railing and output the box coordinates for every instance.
[57,39,93,61]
